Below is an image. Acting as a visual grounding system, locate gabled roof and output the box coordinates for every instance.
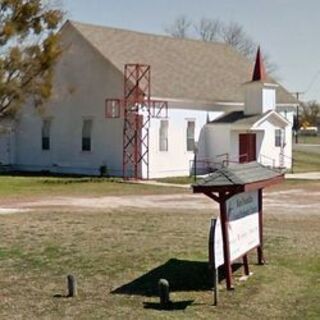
[64,21,297,106]
[193,162,284,193]
[209,110,290,128]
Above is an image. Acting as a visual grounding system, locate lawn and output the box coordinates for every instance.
[0,175,185,200]
[292,149,320,173]
[155,175,195,185]
[295,135,320,144]
[0,181,319,319]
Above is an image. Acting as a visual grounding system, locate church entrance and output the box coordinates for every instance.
[239,133,256,163]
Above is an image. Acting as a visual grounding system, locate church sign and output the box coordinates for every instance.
[226,190,260,261]
[193,162,285,293]
[210,191,260,269]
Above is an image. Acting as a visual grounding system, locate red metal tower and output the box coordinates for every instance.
[106,64,168,179]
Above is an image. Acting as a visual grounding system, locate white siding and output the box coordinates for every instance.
[147,108,218,178]
[14,24,124,176]
[255,117,292,168]
[205,124,231,161]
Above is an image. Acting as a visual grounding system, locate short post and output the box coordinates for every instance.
[67,274,77,297]
[213,267,219,306]
[193,143,198,182]
[257,189,265,265]
[243,254,250,276]
[158,279,170,309]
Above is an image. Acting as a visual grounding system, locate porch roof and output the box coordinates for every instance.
[208,110,290,128]
[192,162,284,193]
[209,111,260,126]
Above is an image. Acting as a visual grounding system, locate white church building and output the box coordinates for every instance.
[0,21,297,179]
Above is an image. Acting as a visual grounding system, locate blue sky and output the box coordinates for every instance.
[62,0,320,102]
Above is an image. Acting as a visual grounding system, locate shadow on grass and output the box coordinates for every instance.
[53,294,72,299]
[112,258,242,297]
[143,300,194,311]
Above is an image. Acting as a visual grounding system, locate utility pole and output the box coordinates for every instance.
[292,92,304,144]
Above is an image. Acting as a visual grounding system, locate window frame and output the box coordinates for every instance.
[105,99,121,118]
[275,128,283,147]
[82,118,93,152]
[41,118,52,151]
[159,119,169,152]
[186,120,196,152]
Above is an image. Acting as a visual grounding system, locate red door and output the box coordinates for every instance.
[239,133,256,163]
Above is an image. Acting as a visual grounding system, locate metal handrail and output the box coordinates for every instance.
[216,153,229,158]
[278,151,295,173]
[223,153,248,164]
[259,154,276,168]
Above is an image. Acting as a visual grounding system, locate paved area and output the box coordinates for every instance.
[285,171,320,180]
[293,143,320,154]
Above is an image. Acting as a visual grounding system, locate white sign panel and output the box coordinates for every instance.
[210,191,260,268]
[227,191,260,261]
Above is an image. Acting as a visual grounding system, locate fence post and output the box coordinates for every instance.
[158,279,170,309]
[213,267,219,306]
[193,144,198,182]
[67,274,77,297]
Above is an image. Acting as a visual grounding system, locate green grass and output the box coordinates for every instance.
[292,149,320,173]
[0,203,319,319]
[0,175,185,199]
[296,135,320,144]
[155,176,195,185]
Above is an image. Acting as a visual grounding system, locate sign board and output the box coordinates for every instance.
[210,191,260,268]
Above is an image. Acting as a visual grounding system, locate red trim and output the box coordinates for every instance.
[244,175,284,192]
[122,64,168,179]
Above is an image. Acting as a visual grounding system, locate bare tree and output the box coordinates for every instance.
[220,21,256,58]
[164,15,192,39]
[300,101,320,126]
[165,16,277,74]
[194,17,221,42]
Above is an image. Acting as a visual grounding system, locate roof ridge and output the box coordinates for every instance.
[60,20,297,105]
[219,167,244,185]
[68,19,233,49]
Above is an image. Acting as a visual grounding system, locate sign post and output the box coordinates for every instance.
[257,188,265,265]
[193,162,285,292]
[209,219,219,305]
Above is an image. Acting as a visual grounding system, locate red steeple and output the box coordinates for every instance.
[252,46,266,81]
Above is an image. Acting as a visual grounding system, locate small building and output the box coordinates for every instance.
[0,21,296,178]
[203,49,292,169]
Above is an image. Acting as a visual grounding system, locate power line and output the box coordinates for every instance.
[304,70,320,94]
[290,91,304,101]
[291,70,320,102]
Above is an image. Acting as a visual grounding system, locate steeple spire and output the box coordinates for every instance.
[252,46,266,82]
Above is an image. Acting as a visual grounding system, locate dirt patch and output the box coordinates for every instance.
[0,188,318,215]
[0,208,29,215]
